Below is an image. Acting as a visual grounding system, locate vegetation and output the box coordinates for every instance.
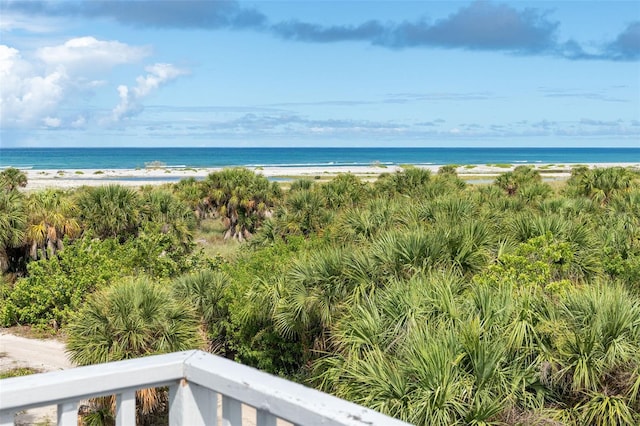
[0,366,39,379]
[67,277,203,423]
[1,166,640,425]
[200,168,281,241]
[0,167,27,191]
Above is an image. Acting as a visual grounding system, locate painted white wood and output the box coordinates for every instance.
[57,401,78,426]
[0,350,194,412]
[0,350,412,426]
[115,389,136,426]
[256,409,278,426]
[169,379,217,426]
[0,411,14,426]
[185,351,411,426]
[221,395,242,426]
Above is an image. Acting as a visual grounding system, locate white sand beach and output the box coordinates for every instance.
[19,162,640,191]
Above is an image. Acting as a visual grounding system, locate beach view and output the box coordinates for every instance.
[1,1,640,425]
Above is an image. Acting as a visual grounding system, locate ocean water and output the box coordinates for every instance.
[1,148,639,170]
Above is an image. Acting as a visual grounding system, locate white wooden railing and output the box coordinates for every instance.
[0,350,411,426]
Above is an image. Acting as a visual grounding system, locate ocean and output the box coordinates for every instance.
[1,148,639,170]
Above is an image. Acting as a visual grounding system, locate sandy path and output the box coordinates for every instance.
[0,332,73,371]
[0,331,73,425]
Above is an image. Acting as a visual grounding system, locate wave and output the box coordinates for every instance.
[0,165,33,169]
[246,161,396,167]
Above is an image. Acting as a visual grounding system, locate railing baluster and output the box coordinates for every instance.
[57,401,78,426]
[1,350,412,426]
[256,409,278,426]
[115,390,136,426]
[0,411,14,426]
[221,395,242,426]
[169,379,217,426]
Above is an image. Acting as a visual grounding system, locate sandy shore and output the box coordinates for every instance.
[20,162,640,190]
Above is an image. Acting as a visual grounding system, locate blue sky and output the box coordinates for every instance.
[0,0,638,147]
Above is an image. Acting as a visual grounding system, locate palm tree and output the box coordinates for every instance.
[0,167,27,191]
[76,184,141,239]
[542,283,640,424]
[273,247,353,357]
[494,166,541,196]
[0,190,26,272]
[171,270,231,354]
[66,277,203,422]
[281,188,331,236]
[332,197,406,246]
[173,177,207,220]
[25,189,81,260]
[320,173,367,209]
[568,167,634,205]
[201,168,281,241]
[438,164,459,176]
[374,166,432,197]
[494,172,520,196]
[289,178,315,192]
[140,188,196,249]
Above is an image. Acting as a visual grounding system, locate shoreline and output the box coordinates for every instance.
[20,162,640,190]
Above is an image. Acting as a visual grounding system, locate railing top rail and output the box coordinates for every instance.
[185,351,410,426]
[0,350,412,426]
[0,350,194,411]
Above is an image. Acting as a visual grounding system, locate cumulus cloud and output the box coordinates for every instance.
[1,37,152,128]
[0,44,68,127]
[112,63,188,121]
[36,36,150,71]
[43,116,61,127]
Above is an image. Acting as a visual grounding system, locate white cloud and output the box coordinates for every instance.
[0,45,69,127]
[36,36,150,72]
[1,37,153,128]
[0,12,59,33]
[112,63,188,121]
[43,116,61,127]
[71,116,87,128]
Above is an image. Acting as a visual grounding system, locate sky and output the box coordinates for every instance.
[0,0,639,148]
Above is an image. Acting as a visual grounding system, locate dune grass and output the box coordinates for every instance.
[194,218,242,261]
[0,366,40,379]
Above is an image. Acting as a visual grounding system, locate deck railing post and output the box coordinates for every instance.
[115,390,137,426]
[169,379,217,426]
[0,411,14,426]
[221,396,242,426]
[57,401,78,426]
[256,409,278,426]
